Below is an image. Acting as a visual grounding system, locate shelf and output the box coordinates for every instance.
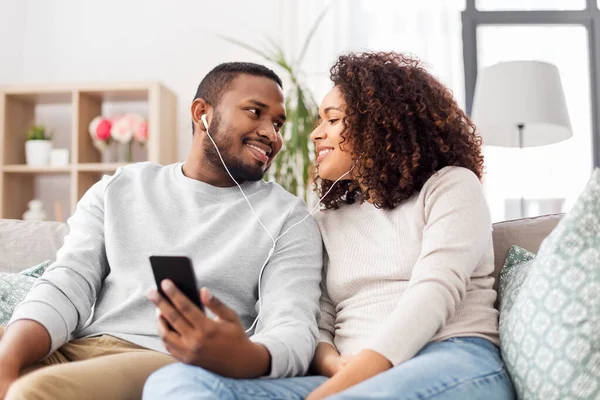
[77,163,129,172]
[4,90,73,105]
[2,165,72,174]
[1,81,178,220]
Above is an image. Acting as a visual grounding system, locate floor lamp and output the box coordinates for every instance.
[471,60,573,218]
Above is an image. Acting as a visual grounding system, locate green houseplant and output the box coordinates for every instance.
[219,4,332,202]
[25,125,53,167]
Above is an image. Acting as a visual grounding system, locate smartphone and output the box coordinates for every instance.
[149,255,203,310]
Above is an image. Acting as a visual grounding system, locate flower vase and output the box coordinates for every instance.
[117,142,133,163]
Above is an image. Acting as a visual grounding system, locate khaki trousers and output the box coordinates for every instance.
[0,326,175,400]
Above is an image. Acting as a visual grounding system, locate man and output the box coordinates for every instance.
[0,62,323,400]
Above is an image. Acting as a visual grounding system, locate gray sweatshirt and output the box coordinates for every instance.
[9,162,323,378]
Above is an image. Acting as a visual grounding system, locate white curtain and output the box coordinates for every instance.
[283,0,467,106]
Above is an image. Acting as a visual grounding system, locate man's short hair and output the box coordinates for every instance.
[191,62,283,133]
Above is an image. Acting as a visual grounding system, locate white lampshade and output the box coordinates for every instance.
[471,60,572,148]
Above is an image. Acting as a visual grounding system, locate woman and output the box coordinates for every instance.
[306,52,515,399]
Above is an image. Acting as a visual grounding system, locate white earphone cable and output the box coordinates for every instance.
[201,114,354,333]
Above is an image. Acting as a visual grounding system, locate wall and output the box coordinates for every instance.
[0,0,26,81]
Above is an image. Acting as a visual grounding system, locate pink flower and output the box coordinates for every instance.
[133,119,148,144]
[89,116,112,142]
[110,115,135,144]
[96,119,112,141]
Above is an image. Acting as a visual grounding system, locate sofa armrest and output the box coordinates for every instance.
[491,213,563,292]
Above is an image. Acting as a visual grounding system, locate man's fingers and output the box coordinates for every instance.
[147,288,193,335]
[157,316,193,363]
[161,280,208,328]
[201,288,240,323]
[156,315,183,348]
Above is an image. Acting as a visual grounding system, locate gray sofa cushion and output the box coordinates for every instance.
[491,213,563,292]
[0,219,68,273]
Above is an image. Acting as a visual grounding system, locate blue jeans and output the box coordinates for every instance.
[143,337,515,400]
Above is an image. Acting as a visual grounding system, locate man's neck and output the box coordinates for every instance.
[182,158,238,188]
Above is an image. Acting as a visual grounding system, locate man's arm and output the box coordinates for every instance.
[0,320,50,369]
[0,321,50,397]
[149,199,323,378]
[249,200,323,378]
[311,258,343,377]
[0,172,116,366]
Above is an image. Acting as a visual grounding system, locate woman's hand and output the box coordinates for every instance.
[307,349,392,399]
[311,342,354,377]
[321,353,356,378]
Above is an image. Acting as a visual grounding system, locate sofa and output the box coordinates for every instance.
[1,213,563,290]
[0,219,69,274]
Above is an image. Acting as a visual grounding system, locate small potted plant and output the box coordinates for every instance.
[25,125,53,166]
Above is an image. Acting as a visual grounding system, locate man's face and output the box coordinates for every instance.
[204,75,286,182]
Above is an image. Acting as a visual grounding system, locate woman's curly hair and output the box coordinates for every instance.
[315,52,484,210]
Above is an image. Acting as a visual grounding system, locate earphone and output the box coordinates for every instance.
[200,113,355,333]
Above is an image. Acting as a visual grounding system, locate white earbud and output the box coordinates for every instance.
[201,114,209,130]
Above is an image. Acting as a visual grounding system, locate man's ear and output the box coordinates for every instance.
[191,98,211,132]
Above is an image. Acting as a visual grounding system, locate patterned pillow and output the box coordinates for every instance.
[501,169,600,400]
[0,260,51,325]
[498,245,536,316]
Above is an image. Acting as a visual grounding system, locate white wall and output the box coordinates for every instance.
[0,0,27,81]
[1,0,288,160]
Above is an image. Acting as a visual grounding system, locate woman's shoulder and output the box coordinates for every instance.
[417,166,486,213]
[421,166,482,195]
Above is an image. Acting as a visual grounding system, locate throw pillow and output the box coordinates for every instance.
[501,169,600,400]
[0,260,51,325]
[498,245,536,316]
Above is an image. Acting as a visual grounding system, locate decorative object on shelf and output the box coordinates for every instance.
[89,113,148,163]
[89,116,112,152]
[22,199,47,221]
[50,148,69,166]
[25,125,53,167]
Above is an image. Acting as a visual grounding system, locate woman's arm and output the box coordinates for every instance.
[364,168,492,365]
[311,257,350,378]
[311,342,342,377]
[317,256,337,347]
[308,167,493,398]
[307,349,391,400]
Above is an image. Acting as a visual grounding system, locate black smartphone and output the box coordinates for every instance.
[149,255,203,310]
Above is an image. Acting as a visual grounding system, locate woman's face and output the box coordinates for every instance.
[310,86,355,181]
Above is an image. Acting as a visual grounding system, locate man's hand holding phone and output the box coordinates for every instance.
[147,280,271,379]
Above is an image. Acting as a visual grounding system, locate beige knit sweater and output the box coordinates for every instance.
[315,166,499,365]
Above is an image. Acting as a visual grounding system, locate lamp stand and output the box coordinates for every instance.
[517,123,525,218]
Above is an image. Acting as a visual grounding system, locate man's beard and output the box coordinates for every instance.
[203,111,267,182]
